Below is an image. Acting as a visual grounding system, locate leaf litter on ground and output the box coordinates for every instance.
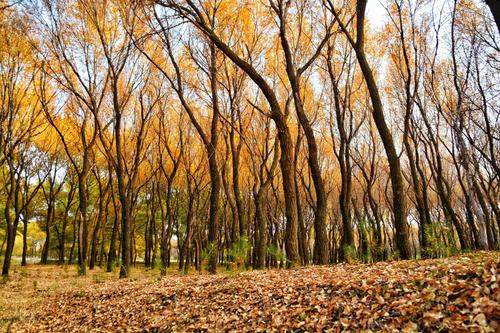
[7,252,499,332]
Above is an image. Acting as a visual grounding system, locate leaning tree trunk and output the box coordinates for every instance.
[188,19,301,266]
[329,0,412,259]
[206,42,221,274]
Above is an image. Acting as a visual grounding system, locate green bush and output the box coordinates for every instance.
[267,244,288,266]
[424,221,457,258]
[226,237,250,271]
[200,242,217,272]
[342,244,357,262]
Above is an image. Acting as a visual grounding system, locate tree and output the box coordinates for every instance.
[324,0,412,259]
[157,0,302,266]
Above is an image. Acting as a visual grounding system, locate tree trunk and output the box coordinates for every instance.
[191,20,301,266]
[21,213,28,266]
[77,170,89,275]
[485,0,500,32]
[277,10,328,264]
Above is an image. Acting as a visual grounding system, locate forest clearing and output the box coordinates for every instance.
[2,252,499,332]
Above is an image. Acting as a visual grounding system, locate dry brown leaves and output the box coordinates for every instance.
[10,252,500,332]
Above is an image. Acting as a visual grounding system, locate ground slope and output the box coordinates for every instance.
[5,252,499,332]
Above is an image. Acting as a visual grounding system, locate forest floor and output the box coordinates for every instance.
[2,252,499,332]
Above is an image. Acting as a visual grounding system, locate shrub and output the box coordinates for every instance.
[226,237,250,271]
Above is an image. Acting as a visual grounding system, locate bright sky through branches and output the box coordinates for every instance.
[366,0,389,29]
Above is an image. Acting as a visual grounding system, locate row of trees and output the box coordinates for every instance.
[0,0,498,277]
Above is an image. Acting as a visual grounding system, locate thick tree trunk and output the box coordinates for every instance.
[412,132,433,257]
[277,10,328,264]
[328,0,412,259]
[2,218,17,276]
[2,178,19,276]
[114,106,131,278]
[206,42,221,274]
[276,125,300,266]
[293,131,308,265]
[332,81,354,261]
[485,0,500,32]
[230,123,245,240]
[107,199,119,272]
[207,150,220,273]
[2,227,16,276]
[354,50,411,259]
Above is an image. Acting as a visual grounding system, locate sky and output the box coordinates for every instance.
[366,0,390,29]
